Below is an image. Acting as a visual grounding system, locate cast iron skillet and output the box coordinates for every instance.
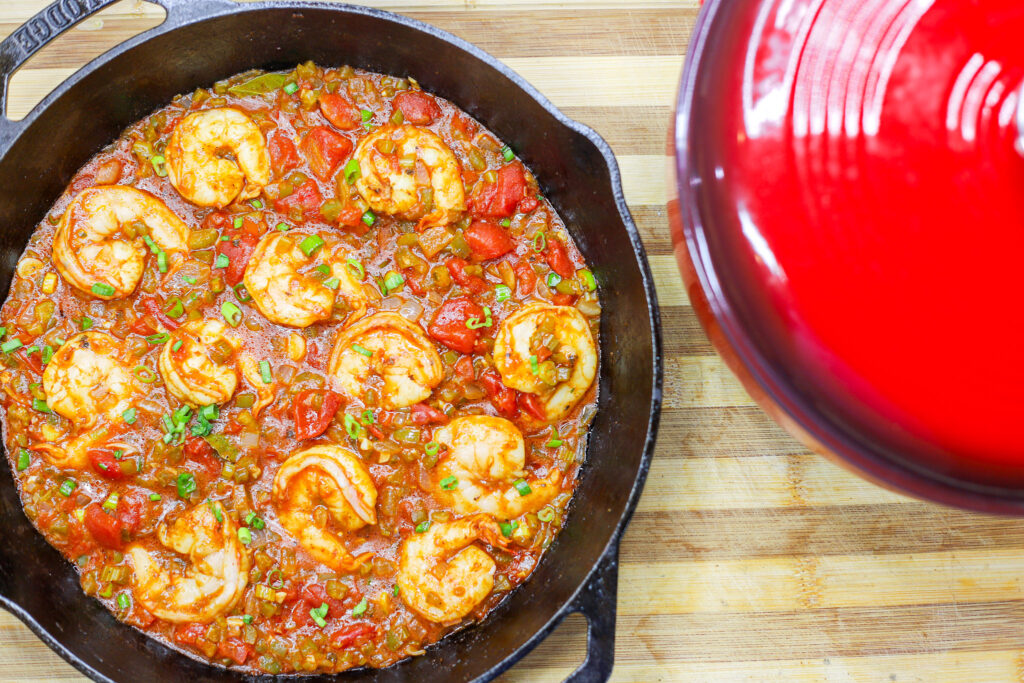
[0,1,662,681]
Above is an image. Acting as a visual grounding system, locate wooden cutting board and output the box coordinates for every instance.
[4,1,1024,681]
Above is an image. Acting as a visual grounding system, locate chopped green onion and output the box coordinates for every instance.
[221,301,243,327]
[344,158,361,184]
[146,332,170,344]
[207,498,224,523]
[529,355,539,375]
[172,340,183,352]
[344,413,362,440]
[102,492,120,511]
[314,264,331,276]
[424,441,440,456]
[382,272,403,292]
[133,365,157,383]
[299,235,325,257]
[361,409,375,425]
[151,155,167,177]
[546,427,563,448]
[176,472,196,499]
[242,615,254,624]
[495,285,512,302]
[546,272,562,288]
[182,274,197,285]
[80,316,93,330]
[164,297,184,319]
[532,231,546,252]
[54,337,65,346]
[91,282,115,297]
[538,506,555,522]
[157,250,168,273]
[579,269,597,292]
[440,475,458,491]
[233,283,252,303]
[116,592,131,610]
[114,450,123,460]
[259,360,273,384]
[149,493,161,502]
[352,343,372,357]
[393,585,400,596]
[346,258,365,279]
[237,527,252,545]
[283,81,298,94]
[513,478,532,496]
[201,404,219,421]
[362,210,376,227]
[233,216,244,229]
[500,218,511,227]
[499,521,518,537]
[215,253,230,269]
[245,512,266,530]
[310,602,329,627]
[16,449,31,471]
[323,277,340,289]
[352,597,368,616]
[59,479,76,497]
[250,198,264,209]
[414,520,431,533]
[1,339,22,353]
[465,306,493,329]
[32,398,50,413]
[143,235,159,254]
[122,407,137,425]
[360,109,372,122]
[501,145,514,162]
[277,222,290,231]
[25,346,38,355]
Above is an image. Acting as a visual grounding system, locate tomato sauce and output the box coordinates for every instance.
[0,63,600,673]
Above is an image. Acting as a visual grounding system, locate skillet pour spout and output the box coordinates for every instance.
[0,1,662,681]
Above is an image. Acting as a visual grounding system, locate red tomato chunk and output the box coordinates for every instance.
[302,126,353,180]
[393,91,442,125]
[471,164,527,218]
[320,92,361,130]
[428,297,485,354]
[465,221,515,260]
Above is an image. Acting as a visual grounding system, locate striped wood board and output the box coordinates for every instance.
[3,2,1024,681]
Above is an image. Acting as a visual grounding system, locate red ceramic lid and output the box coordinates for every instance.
[677,0,1024,495]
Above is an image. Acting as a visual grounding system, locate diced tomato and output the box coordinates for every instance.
[336,205,365,229]
[552,293,575,306]
[319,92,361,130]
[471,164,527,218]
[519,195,539,213]
[445,257,488,293]
[128,314,157,336]
[518,392,547,421]
[184,437,221,476]
[117,490,146,535]
[289,600,312,628]
[175,623,206,646]
[428,297,484,354]
[216,638,253,666]
[16,348,42,375]
[513,261,537,296]
[268,130,300,177]
[451,113,477,140]
[215,230,259,286]
[302,126,353,180]
[141,297,181,330]
[88,449,126,480]
[454,356,475,382]
[274,179,323,221]
[464,220,515,260]
[402,268,425,296]
[393,91,442,125]
[83,503,125,550]
[293,390,344,440]
[411,403,447,425]
[301,583,328,605]
[546,238,575,279]
[481,370,517,418]
[329,623,377,650]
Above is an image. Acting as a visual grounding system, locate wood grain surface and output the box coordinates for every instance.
[3,1,1024,681]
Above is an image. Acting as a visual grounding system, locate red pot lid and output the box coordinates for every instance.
[679,0,1024,485]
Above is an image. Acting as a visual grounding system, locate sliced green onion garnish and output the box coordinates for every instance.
[346,258,365,279]
[32,398,50,413]
[532,231,546,252]
[237,527,252,545]
[424,441,440,456]
[233,283,252,303]
[546,272,562,288]
[176,472,196,499]
[182,275,198,285]
[283,81,299,94]
[1,339,22,353]
[299,235,325,257]
[361,209,376,227]
[151,155,167,177]
[146,332,169,344]
[259,360,273,383]
[233,216,244,229]
[250,198,264,209]
[538,506,555,522]
[16,449,31,471]
[59,479,76,497]
[133,365,157,383]
[91,282,115,297]
[80,316,93,330]
[245,512,266,530]
[495,285,512,302]
[361,409,375,425]
[122,407,137,424]
[201,404,219,421]
[277,222,290,231]
[382,271,403,292]
[513,478,532,496]
[352,597,368,616]
[323,277,340,289]
[242,614,253,624]
[500,218,511,227]
[309,602,328,627]
[499,521,518,537]
[215,253,230,269]
[440,475,458,491]
[172,339,183,352]
[352,343,372,357]
[360,109,372,122]
[116,592,131,610]
[343,413,362,440]
[149,493,161,502]
[315,264,331,276]
[221,301,243,327]
[164,297,184,319]
[414,520,431,533]
[529,354,539,375]
[157,250,168,273]
[344,158,361,184]
[501,145,514,162]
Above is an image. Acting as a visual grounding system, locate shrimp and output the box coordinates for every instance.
[327,312,443,410]
[272,445,377,571]
[52,186,190,299]
[42,332,136,429]
[353,124,465,229]
[127,500,250,623]
[493,303,598,422]
[397,514,507,623]
[243,232,367,328]
[433,416,560,519]
[165,107,271,208]
[238,353,276,418]
[158,319,241,407]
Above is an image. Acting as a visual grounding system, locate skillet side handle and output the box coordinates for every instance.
[564,542,620,683]
[0,0,125,144]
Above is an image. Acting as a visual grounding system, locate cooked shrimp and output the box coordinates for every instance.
[52,186,189,299]
[273,445,377,571]
[43,332,136,428]
[243,232,367,328]
[127,500,250,623]
[397,514,507,623]
[158,319,240,406]
[354,125,465,229]
[165,107,271,208]
[238,353,275,418]
[327,312,443,410]
[493,303,597,422]
[433,416,559,519]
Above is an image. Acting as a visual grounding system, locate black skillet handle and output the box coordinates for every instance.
[564,542,620,683]
[0,0,232,144]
